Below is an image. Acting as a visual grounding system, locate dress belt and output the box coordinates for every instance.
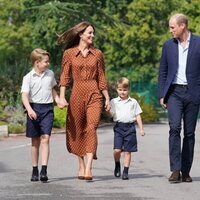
[172,84,188,88]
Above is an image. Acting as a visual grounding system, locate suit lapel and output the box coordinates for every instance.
[187,34,196,68]
[172,39,179,71]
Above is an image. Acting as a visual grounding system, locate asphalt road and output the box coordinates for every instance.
[0,122,200,200]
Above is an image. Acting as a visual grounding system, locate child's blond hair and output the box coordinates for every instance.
[30,48,50,65]
[116,77,130,89]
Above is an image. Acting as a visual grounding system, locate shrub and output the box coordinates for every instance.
[53,106,67,128]
[8,123,25,134]
[4,105,26,125]
[0,121,7,125]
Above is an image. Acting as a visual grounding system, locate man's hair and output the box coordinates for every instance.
[170,13,188,27]
[116,77,130,89]
[30,48,50,65]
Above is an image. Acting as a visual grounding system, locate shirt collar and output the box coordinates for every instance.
[31,68,47,77]
[177,31,191,44]
[116,96,132,102]
[74,46,96,57]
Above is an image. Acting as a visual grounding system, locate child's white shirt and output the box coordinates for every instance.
[110,96,142,123]
[21,68,57,103]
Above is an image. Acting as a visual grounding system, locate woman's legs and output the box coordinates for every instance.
[77,154,93,179]
[78,156,85,178]
[85,153,93,178]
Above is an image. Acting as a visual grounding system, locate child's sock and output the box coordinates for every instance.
[41,165,47,174]
[32,166,38,175]
[123,167,129,174]
[115,161,120,167]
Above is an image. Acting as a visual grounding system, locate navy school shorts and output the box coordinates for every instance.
[113,122,137,152]
[26,103,54,138]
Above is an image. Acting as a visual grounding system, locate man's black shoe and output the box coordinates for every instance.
[168,171,181,183]
[122,173,129,180]
[40,172,48,182]
[114,162,121,177]
[182,173,192,182]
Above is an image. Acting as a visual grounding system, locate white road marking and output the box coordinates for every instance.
[0,143,31,152]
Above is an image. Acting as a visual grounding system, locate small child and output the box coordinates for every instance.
[108,77,145,180]
[21,48,59,182]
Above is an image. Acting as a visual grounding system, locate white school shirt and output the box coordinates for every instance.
[110,96,142,123]
[21,68,57,103]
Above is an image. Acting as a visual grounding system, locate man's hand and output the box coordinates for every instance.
[160,98,167,109]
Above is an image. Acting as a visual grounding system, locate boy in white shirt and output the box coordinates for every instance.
[21,48,59,182]
[108,77,145,180]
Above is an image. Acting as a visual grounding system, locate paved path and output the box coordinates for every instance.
[0,122,200,200]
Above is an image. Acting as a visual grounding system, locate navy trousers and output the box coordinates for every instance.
[167,85,199,173]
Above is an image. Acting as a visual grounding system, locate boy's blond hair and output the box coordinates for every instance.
[30,48,50,65]
[116,77,130,89]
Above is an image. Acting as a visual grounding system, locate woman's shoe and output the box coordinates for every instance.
[85,176,93,181]
[78,176,85,180]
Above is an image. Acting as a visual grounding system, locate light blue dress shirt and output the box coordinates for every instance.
[173,32,191,85]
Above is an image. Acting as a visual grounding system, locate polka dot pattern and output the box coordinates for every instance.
[59,46,108,159]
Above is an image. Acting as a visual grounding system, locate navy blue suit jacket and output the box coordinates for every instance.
[158,33,200,104]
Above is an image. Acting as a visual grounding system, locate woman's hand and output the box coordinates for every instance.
[58,97,68,109]
[104,98,111,111]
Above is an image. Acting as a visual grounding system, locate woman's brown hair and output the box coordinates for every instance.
[57,21,95,49]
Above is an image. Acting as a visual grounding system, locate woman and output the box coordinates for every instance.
[57,21,110,180]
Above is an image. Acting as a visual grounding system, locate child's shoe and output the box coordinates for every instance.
[40,171,48,182]
[30,170,39,181]
[40,165,48,182]
[122,172,129,180]
[114,161,121,177]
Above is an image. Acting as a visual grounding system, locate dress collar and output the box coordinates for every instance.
[73,46,96,57]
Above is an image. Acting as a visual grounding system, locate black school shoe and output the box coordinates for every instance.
[114,162,121,177]
[40,172,48,182]
[31,172,39,182]
[122,173,129,180]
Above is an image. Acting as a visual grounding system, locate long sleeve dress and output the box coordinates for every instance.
[59,46,108,159]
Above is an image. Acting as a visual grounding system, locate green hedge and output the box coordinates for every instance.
[53,106,67,128]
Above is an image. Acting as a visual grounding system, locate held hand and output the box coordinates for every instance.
[28,109,37,120]
[160,98,167,109]
[58,97,68,109]
[54,95,60,105]
[104,99,111,111]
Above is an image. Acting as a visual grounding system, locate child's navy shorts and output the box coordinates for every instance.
[26,103,54,138]
[113,122,137,152]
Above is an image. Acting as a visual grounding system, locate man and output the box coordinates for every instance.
[158,13,200,183]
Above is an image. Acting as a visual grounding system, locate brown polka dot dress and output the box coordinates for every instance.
[59,46,108,159]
